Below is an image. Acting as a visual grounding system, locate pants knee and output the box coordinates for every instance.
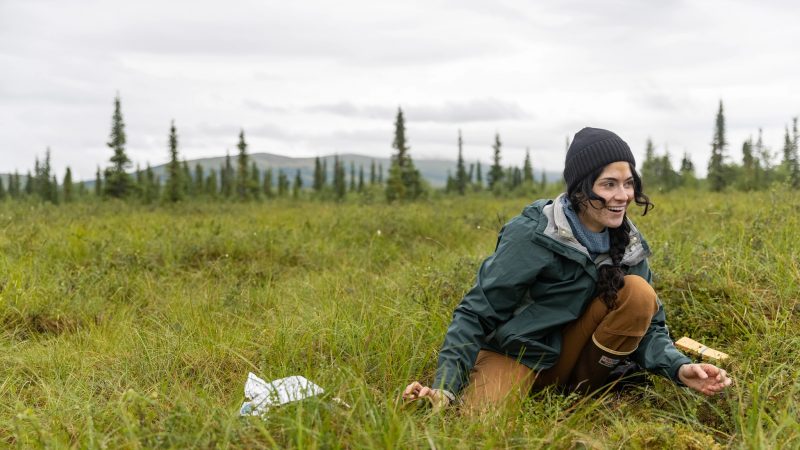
[615,275,658,324]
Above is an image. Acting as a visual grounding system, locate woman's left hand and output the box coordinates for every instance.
[678,363,732,395]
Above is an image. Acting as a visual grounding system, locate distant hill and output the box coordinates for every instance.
[147,153,455,188]
[2,153,563,189]
[0,173,29,187]
[143,153,562,188]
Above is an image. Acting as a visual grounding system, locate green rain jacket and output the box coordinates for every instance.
[433,194,691,395]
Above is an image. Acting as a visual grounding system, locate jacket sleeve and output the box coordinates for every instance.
[627,261,692,383]
[432,217,548,395]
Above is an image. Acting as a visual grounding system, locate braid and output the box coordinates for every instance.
[596,221,630,309]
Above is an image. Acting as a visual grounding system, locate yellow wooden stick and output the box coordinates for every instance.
[675,336,729,362]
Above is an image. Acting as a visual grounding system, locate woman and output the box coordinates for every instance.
[403,127,732,411]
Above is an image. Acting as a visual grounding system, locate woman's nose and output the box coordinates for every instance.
[614,185,632,200]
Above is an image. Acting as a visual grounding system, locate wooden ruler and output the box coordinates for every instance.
[675,337,729,362]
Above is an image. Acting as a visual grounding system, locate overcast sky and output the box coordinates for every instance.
[1,0,798,181]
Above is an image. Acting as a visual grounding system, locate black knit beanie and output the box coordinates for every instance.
[563,127,635,192]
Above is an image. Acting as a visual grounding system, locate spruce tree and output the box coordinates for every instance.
[658,151,680,191]
[790,118,800,189]
[205,169,218,199]
[741,138,756,191]
[194,164,205,197]
[263,168,273,198]
[707,100,728,191]
[455,130,467,195]
[35,148,55,202]
[488,133,504,190]
[219,164,228,198]
[523,147,533,184]
[50,175,59,204]
[475,161,483,188]
[24,171,33,195]
[222,151,234,198]
[14,172,22,198]
[755,128,773,188]
[33,158,40,197]
[277,169,288,197]
[165,121,183,202]
[293,169,302,198]
[781,126,791,179]
[39,153,50,201]
[181,160,191,197]
[0,177,5,201]
[349,161,356,192]
[77,181,87,198]
[313,156,324,192]
[236,130,249,200]
[385,108,422,201]
[333,155,346,200]
[679,153,697,188]
[540,168,547,191]
[641,138,657,185]
[94,167,103,197]
[104,94,132,198]
[781,121,799,189]
[250,162,261,199]
[358,165,365,192]
[512,167,522,189]
[9,171,20,198]
[370,160,376,185]
[144,163,158,203]
[377,163,383,184]
[134,164,144,197]
[139,164,147,200]
[63,167,73,202]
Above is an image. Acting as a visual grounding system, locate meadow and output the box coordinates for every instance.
[1,189,798,449]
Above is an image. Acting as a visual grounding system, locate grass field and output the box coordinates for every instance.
[1,189,799,448]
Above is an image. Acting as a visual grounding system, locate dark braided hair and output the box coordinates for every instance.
[567,163,653,309]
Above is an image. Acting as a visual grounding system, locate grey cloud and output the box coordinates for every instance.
[0,1,509,67]
[304,102,394,119]
[193,123,243,137]
[243,100,289,114]
[194,122,293,141]
[408,99,529,123]
[634,92,687,113]
[249,123,293,140]
[305,99,528,123]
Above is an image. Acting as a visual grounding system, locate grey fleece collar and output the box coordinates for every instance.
[542,193,650,267]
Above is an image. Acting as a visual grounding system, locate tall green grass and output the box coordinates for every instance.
[1,190,798,448]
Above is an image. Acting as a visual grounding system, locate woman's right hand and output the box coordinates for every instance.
[403,381,451,410]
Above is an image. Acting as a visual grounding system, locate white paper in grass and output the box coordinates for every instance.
[240,372,324,416]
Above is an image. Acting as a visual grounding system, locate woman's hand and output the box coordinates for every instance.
[402,381,451,411]
[678,363,732,395]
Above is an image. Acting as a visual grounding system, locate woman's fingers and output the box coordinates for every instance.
[693,364,709,379]
[403,381,423,398]
[402,382,444,403]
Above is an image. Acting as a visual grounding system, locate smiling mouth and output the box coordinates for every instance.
[607,206,625,213]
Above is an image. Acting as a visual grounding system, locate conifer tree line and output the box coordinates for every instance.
[443,130,543,196]
[642,100,799,192]
[2,96,798,204]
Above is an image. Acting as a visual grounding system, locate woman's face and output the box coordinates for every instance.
[577,161,634,232]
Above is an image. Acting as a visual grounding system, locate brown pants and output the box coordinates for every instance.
[461,275,658,410]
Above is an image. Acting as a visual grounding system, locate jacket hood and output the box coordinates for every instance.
[521,193,651,268]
